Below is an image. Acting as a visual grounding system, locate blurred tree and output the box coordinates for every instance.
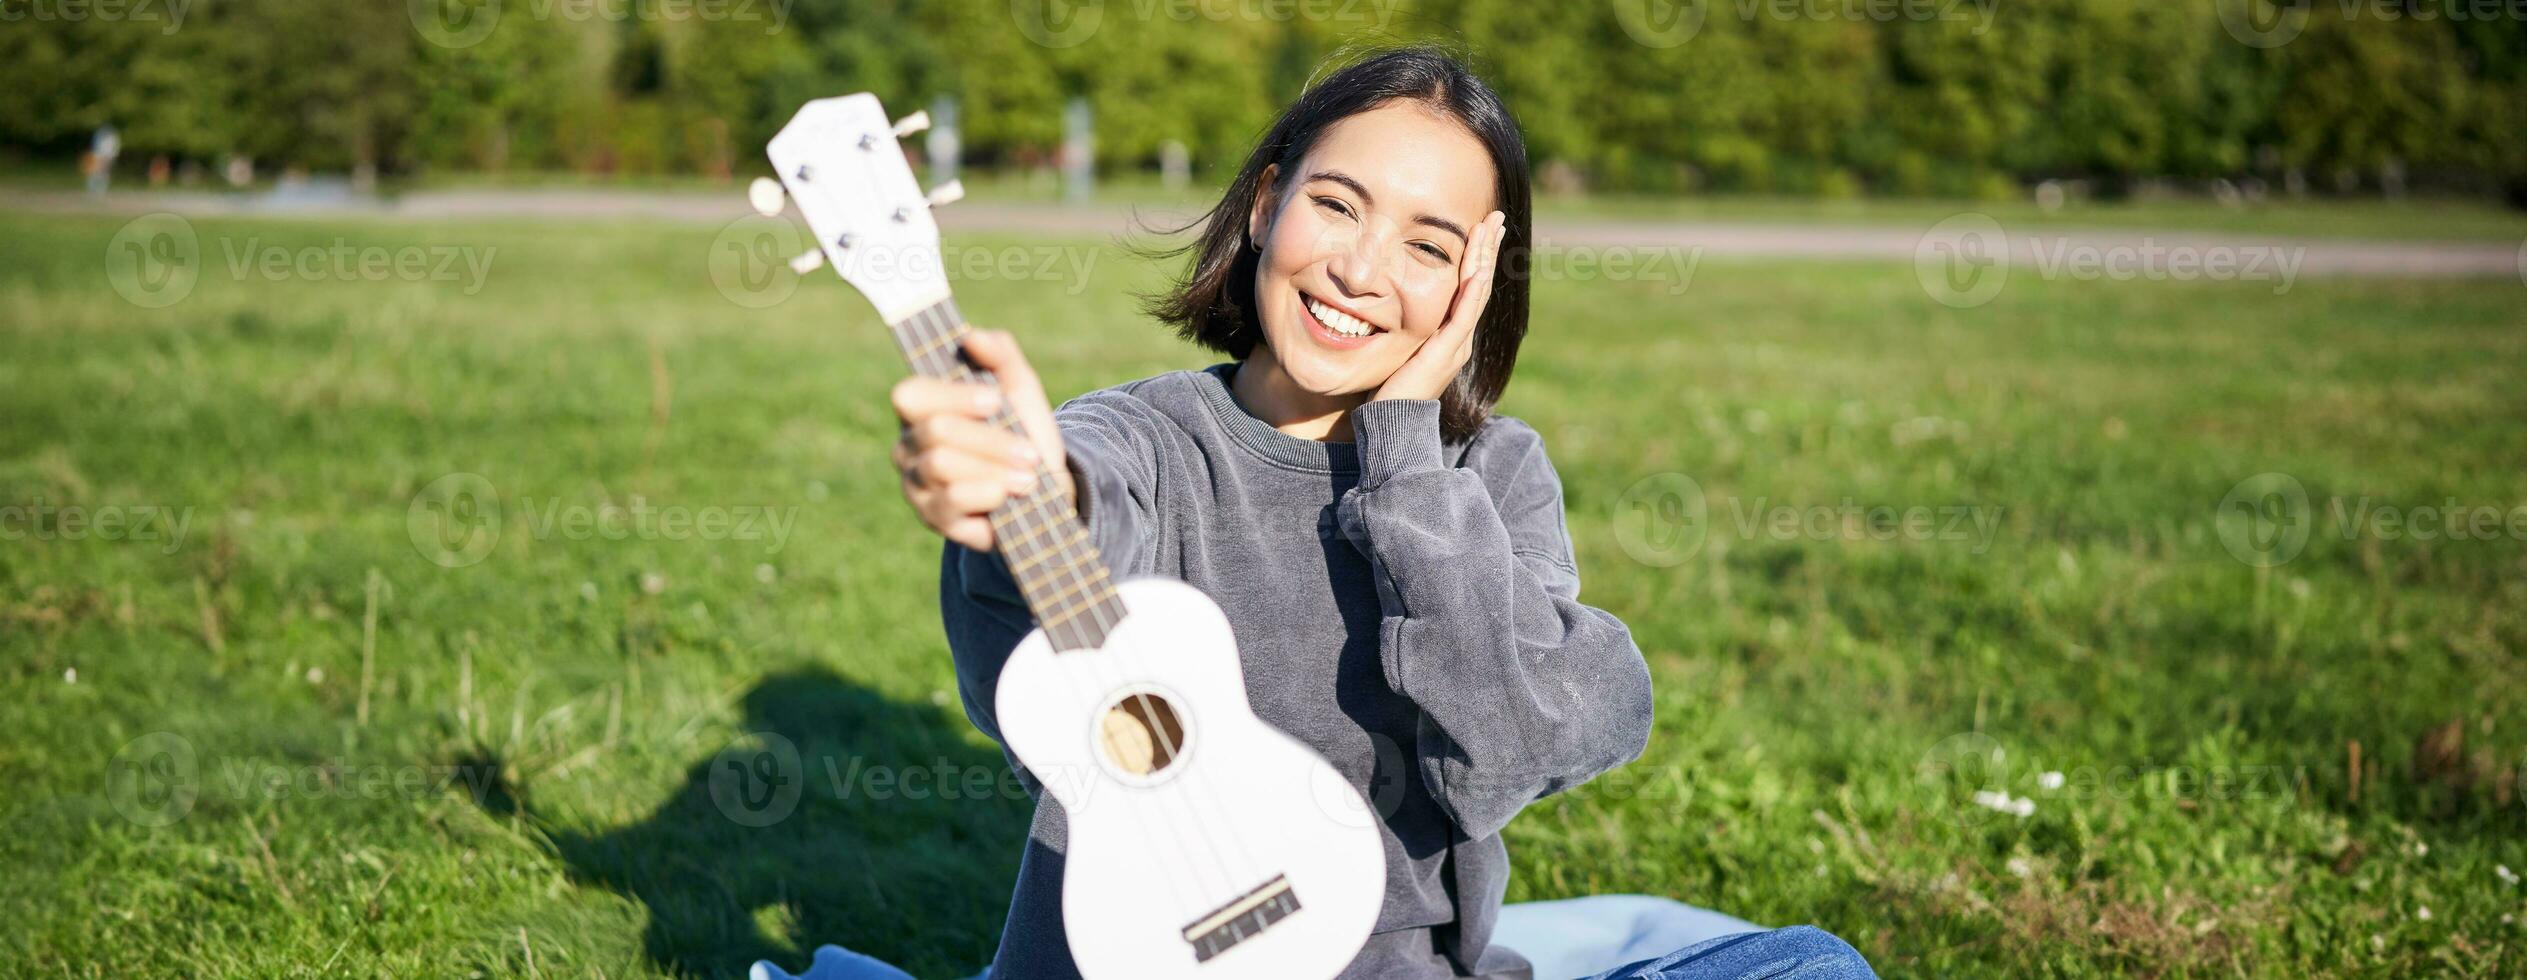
[0,0,2516,200]
[408,17,602,172]
[2273,4,2475,191]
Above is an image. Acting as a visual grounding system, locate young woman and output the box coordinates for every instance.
[768,48,1875,980]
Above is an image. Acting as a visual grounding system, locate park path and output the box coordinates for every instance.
[9,186,2521,280]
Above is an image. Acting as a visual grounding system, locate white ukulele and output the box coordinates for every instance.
[759,94,1386,980]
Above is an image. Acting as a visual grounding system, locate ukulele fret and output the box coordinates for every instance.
[905,326,961,364]
[1040,576,1122,629]
[1028,565,1110,619]
[1005,530,1087,575]
[992,506,1071,548]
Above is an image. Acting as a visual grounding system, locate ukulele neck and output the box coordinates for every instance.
[888,297,1125,651]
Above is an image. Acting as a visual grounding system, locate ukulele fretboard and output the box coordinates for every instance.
[889,298,1127,651]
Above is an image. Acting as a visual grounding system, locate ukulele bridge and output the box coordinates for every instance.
[1181,873,1300,963]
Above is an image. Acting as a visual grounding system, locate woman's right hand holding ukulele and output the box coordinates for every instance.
[889,330,1074,552]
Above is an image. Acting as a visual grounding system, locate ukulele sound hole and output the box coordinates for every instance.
[1098,692,1187,777]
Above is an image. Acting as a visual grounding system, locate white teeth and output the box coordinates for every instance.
[1306,296,1374,338]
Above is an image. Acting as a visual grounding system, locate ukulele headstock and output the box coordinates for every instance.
[763,94,964,323]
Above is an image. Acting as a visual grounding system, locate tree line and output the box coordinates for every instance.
[4,0,2520,200]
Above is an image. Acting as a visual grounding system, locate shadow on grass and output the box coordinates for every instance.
[469,667,1034,978]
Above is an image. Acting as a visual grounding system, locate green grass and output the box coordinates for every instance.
[2,208,2522,978]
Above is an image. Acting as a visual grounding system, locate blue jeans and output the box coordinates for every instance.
[1496,895,1873,979]
[751,895,1872,980]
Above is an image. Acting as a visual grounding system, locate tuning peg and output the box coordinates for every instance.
[892,111,931,138]
[925,179,966,208]
[747,176,785,217]
[788,249,825,274]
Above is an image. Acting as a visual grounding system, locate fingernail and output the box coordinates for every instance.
[1011,444,1039,463]
[974,389,999,411]
[1006,470,1036,493]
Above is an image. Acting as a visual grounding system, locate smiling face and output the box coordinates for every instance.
[1245,102,1498,399]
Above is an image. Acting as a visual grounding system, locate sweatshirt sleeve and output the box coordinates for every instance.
[1334,399,1654,840]
[938,390,1158,746]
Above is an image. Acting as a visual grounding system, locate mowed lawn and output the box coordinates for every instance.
[2,208,2522,978]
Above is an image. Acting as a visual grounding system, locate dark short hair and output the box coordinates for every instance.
[1140,45,1533,445]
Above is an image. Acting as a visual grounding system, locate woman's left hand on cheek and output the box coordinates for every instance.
[1373,210,1507,404]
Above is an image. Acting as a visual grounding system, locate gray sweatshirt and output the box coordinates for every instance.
[940,363,1654,980]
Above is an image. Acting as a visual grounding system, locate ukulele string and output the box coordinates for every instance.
[975,374,1243,903]
[948,304,1276,896]
[920,304,1252,903]
[1046,453,1276,902]
[897,303,1202,909]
